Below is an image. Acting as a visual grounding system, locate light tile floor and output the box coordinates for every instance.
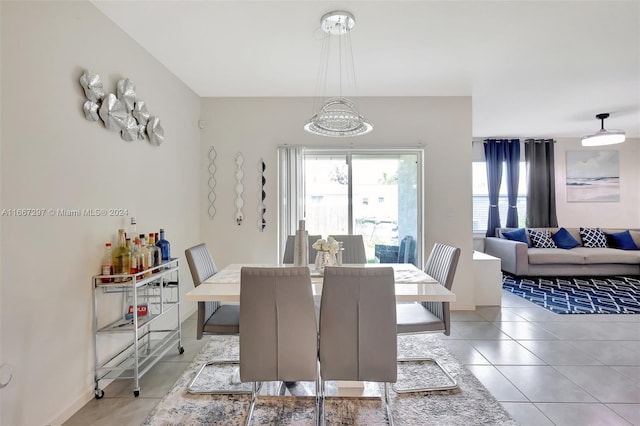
[442,291,640,426]
[64,291,640,426]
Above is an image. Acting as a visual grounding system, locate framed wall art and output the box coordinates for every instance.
[566,150,619,202]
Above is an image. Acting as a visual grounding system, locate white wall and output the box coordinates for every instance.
[1,2,200,425]
[554,138,640,227]
[198,96,475,309]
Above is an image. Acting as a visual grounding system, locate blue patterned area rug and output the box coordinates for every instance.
[143,335,517,425]
[503,274,640,314]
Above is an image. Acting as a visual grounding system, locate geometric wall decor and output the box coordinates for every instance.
[234,152,245,225]
[258,159,266,232]
[208,146,217,219]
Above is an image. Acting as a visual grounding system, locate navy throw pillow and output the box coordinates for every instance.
[606,230,639,250]
[552,227,581,249]
[502,228,530,246]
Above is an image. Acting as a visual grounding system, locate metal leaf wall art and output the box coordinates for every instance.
[79,70,164,145]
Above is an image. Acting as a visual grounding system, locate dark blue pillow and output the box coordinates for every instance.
[552,227,581,249]
[606,230,639,250]
[502,228,530,247]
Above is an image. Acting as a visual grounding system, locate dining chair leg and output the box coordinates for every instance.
[320,380,326,426]
[187,360,250,394]
[315,377,321,426]
[393,357,458,393]
[383,382,394,426]
[245,381,262,426]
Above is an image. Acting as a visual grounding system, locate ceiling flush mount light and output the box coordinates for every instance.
[304,11,372,137]
[581,113,626,146]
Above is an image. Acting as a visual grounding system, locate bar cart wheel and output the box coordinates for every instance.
[94,389,104,399]
[178,345,184,354]
[133,390,140,397]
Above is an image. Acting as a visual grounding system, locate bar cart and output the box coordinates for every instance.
[92,258,183,398]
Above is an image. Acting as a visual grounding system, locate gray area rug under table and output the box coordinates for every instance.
[143,334,518,425]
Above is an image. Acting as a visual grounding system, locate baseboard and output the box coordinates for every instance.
[48,380,112,426]
[451,302,476,310]
[182,304,197,321]
[50,307,196,425]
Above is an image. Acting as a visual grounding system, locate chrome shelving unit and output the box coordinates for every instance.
[92,258,182,398]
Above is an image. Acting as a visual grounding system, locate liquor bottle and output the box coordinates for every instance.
[112,229,132,282]
[148,233,161,271]
[100,243,114,283]
[156,228,171,263]
[134,236,144,274]
[129,217,137,240]
[139,234,151,277]
[126,238,137,275]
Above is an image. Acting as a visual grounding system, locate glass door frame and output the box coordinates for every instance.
[302,147,424,266]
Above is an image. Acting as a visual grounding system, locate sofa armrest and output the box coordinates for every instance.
[484,237,529,276]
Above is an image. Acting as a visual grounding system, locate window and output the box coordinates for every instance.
[279,147,423,265]
[472,162,527,232]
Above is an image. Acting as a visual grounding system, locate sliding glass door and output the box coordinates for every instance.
[303,150,422,264]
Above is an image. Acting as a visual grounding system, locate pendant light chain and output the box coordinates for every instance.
[304,11,373,137]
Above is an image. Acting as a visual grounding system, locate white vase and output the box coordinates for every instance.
[315,251,337,274]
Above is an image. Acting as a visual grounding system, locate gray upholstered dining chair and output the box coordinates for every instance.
[319,266,396,425]
[328,234,367,263]
[394,242,460,393]
[240,266,320,426]
[184,244,245,394]
[282,234,322,264]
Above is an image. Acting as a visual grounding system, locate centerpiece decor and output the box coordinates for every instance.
[312,236,340,274]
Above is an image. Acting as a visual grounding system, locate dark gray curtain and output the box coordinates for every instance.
[484,139,504,237]
[525,139,558,227]
[504,139,521,227]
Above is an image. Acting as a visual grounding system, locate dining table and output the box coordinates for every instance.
[184,262,456,398]
[185,262,456,304]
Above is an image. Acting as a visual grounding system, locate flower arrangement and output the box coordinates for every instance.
[312,236,340,255]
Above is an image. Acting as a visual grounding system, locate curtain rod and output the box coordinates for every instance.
[472,139,556,144]
[524,139,556,143]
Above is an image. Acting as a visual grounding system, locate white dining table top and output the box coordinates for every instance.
[185,263,456,303]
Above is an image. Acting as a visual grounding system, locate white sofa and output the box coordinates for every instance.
[484,227,640,277]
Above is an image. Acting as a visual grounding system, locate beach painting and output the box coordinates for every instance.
[566,150,619,202]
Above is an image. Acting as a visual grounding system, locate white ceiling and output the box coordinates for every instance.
[92,0,639,139]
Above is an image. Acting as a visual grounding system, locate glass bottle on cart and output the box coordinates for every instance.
[156,229,171,263]
[112,229,131,282]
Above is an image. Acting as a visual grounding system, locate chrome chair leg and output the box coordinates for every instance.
[187,359,250,394]
[320,379,326,426]
[315,377,321,426]
[245,381,262,426]
[383,382,394,426]
[393,356,458,393]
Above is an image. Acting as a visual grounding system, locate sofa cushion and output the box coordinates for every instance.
[528,248,585,265]
[528,229,557,248]
[574,247,640,264]
[631,231,640,248]
[552,227,581,249]
[606,230,639,250]
[502,228,530,246]
[580,227,608,248]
